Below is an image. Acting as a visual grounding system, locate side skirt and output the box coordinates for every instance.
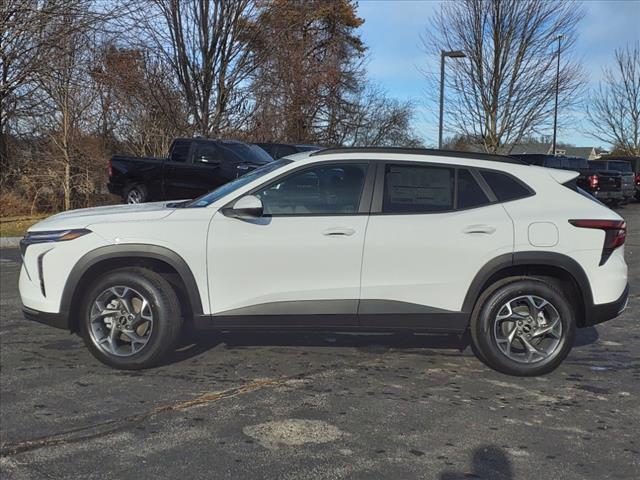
[193,299,469,334]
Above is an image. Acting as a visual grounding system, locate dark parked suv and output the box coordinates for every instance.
[588,159,636,203]
[510,154,624,204]
[256,143,323,160]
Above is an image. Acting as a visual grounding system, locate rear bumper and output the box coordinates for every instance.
[107,182,123,197]
[594,190,624,200]
[22,306,69,330]
[584,284,629,327]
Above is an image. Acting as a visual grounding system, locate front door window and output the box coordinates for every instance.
[254,163,368,215]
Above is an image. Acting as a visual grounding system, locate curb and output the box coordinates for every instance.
[0,237,21,248]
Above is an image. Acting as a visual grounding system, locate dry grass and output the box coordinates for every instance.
[0,215,48,237]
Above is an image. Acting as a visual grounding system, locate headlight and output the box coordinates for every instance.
[20,229,91,255]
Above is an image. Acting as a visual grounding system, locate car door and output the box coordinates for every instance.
[162,139,194,199]
[359,161,514,330]
[207,161,375,327]
[164,141,226,199]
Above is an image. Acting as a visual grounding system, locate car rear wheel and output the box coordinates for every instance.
[79,267,182,369]
[125,184,148,204]
[470,277,575,376]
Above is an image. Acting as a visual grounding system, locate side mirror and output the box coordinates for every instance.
[223,195,263,219]
[197,154,220,166]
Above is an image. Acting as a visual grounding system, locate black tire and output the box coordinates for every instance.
[79,267,183,370]
[470,277,575,376]
[124,183,148,204]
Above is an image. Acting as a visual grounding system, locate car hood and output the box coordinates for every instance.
[28,202,176,232]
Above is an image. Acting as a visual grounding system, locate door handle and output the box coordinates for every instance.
[463,224,496,234]
[323,227,356,236]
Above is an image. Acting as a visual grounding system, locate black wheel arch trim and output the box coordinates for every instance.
[60,244,203,329]
[462,251,594,321]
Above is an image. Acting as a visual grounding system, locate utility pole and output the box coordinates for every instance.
[551,35,564,156]
[438,50,466,149]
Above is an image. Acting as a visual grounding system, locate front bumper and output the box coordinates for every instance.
[584,283,629,327]
[22,306,69,330]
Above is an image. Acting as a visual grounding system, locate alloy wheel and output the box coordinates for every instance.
[88,286,154,357]
[126,189,142,204]
[493,295,563,364]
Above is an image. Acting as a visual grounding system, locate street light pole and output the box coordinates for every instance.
[551,35,564,156]
[438,50,466,149]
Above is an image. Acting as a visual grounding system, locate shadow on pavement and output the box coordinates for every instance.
[165,325,600,365]
[165,330,473,365]
[440,445,513,480]
[573,326,599,348]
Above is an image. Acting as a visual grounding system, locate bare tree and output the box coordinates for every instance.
[0,0,72,175]
[333,86,423,147]
[91,44,190,156]
[587,43,640,156]
[126,0,260,137]
[423,0,585,153]
[248,0,369,144]
[34,4,100,210]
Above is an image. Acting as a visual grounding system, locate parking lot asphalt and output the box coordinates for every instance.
[1,207,639,480]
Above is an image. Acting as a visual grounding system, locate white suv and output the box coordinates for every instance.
[19,148,629,375]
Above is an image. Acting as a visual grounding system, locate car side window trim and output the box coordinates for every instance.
[370,160,533,215]
[222,159,377,217]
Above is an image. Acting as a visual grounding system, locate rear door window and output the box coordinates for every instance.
[169,140,190,163]
[457,169,490,209]
[382,164,454,213]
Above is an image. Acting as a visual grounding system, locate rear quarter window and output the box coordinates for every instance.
[480,170,532,202]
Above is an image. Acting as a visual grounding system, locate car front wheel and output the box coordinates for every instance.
[470,277,576,376]
[80,267,182,369]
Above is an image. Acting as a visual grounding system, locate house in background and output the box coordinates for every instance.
[509,143,604,160]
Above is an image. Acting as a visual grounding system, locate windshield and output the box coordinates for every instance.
[295,145,323,152]
[563,157,588,169]
[221,143,274,164]
[185,159,292,208]
[590,161,607,170]
[607,161,633,172]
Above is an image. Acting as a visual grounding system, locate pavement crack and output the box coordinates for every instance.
[0,372,308,457]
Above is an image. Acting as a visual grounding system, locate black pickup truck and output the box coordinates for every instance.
[510,154,624,205]
[108,138,274,203]
[588,159,635,202]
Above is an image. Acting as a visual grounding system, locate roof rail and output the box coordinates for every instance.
[309,147,527,165]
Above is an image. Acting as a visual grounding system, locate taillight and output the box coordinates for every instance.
[588,174,599,189]
[108,159,113,177]
[635,173,640,185]
[569,219,626,265]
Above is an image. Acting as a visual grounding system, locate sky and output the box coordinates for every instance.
[357,0,640,148]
